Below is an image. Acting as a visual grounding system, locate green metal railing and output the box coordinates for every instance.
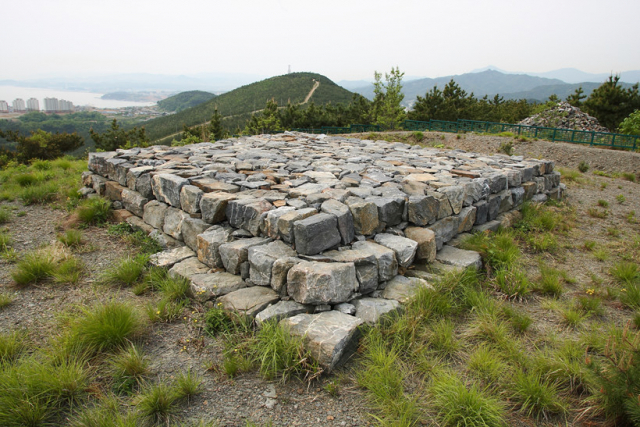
[403,119,639,151]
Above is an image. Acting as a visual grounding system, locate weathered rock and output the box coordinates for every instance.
[287,261,358,305]
[149,246,195,269]
[334,302,356,315]
[143,200,169,229]
[200,192,237,224]
[428,216,460,250]
[218,237,271,275]
[196,226,233,268]
[345,198,379,236]
[226,198,273,236]
[457,206,477,233]
[190,272,247,301]
[263,206,296,239]
[277,208,317,244]
[152,173,190,207]
[404,227,436,263]
[382,275,432,303]
[181,217,211,251]
[321,249,379,295]
[271,256,301,296]
[104,181,125,201]
[440,185,465,215]
[180,185,203,214]
[218,286,280,317]
[428,191,454,220]
[321,199,355,245]
[367,196,405,227]
[121,188,148,217]
[293,213,341,255]
[280,311,364,371]
[351,241,398,282]
[435,245,483,271]
[255,300,311,325]
[373,233,418,268]
[407,195,438,226]
[248,241,297,286]
[125,215,154,235]
[353,297,402,324]
[149,229,182,249]
[168,257,210,280]
[163,207,190,241]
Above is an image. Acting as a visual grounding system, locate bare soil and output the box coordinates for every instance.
[1,132,639,426]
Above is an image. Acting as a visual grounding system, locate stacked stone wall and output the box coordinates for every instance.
[82,132,565,369]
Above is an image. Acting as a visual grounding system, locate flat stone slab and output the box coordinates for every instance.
[168,257,210,280]
[280,311,364,371]
[382,275,432,303]
[218,286,280,317]
[374,233,418,268]
[353,297,402,325]
[287,261,358,305]
[149,246,194,269]
[255,300,311,325]
[435,245,483,271]
[190,272,247,301]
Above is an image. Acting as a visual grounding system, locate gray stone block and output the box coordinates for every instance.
[287,261,358,305]
[248,241,297,286]
[321,199,355,245]
[218,286,280,317]
[436,245,483,271]
[351,241,398,282]
[200,192,237,224]
[180,185,203,214]
[168,257,210,281]
[381,275,432,303]
[226,198,273,236]
[407,195,438,226]
[280,311,364,371]
[152,173,190,207]
[190,272,247,301]
[367,196,405,227]
[373,233,418,268]
[404,227,436,263]
[255,300,311,325]
[121,188,148,217]
[277,208,317,244]
[353,297,402,324]
[181,217,211,251]
[149,246,195,269]
[293,213,341,256]
[345,198,379,236]
[163,207,189,241]
[219,237,271,275]
[322,249,379,295]
[196,226,233,268]
[271,257,301,296]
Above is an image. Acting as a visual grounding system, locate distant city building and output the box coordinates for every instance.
[26,98,40,111]
[44,97,59,112]
[59,99,74,111]
[0,100,8,112]
[13,98,26,112]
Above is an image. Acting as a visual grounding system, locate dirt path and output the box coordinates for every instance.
[302,79,320,104]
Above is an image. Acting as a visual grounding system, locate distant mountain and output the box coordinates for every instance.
[157,91,217,112]
[140,72,354,142]
[337,80,372,91]
[502,81,638,102]
[351,70,566,106]
[528,68,640,84]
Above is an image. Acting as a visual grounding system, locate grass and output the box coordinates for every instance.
[431,372,506,427]
[0,331,26,364]
[101,254,148,287]
[109,344,150,394]
[11,249,58,286]
[427,319,459,357]
[610,261,639,284]
[0,208,10,224]
[467,344,508,384]
[76,197,112,225]
[536,265,564,297]
[0,292,13,309]
[135,382,179,424]
[510,371,567,419]
[58,229,84,247]
[66,300,146,355]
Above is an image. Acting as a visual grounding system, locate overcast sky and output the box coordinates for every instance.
[3,0,639,82]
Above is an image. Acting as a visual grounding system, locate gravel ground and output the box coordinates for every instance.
[1,132,639,426]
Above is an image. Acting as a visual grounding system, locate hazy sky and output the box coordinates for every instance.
[3,0,639,82]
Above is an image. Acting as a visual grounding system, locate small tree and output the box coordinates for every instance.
[583,75,640,131]
[90,119,149,151]
[244,98,283,135]
[372,67,406,130]
[566,86,586,108]
[208,107,228,141]
[619,109,640,135]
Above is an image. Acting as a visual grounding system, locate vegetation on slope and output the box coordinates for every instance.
[156,90,217,112]
[139,72,354,141]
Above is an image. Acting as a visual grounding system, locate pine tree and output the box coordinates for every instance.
[583,75,640,131]
[208,107,228,141]
[566,87,586,108]
[372,67,406,129]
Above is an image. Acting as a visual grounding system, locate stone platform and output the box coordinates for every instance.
[83,132,564,370]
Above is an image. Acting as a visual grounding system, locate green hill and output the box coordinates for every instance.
[157,90,216,112]
[140,72,354,142]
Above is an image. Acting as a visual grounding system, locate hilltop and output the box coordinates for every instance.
[156,90,217,112]
[139,72,354,142]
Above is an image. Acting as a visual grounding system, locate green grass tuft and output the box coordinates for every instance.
[57,229,83,247]
[76,197,112,225]
[11,251,57,286]
[431,372,506,427]
[511,371,567,419]
[109,344,150,395]
[101,254,148,287]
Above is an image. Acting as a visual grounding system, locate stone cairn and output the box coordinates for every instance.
[519,101,610,133]
[82,132,564,370]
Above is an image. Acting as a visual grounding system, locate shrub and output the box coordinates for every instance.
[499,141,514,155]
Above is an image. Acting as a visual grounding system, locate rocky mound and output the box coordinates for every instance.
[519,101,609,133]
